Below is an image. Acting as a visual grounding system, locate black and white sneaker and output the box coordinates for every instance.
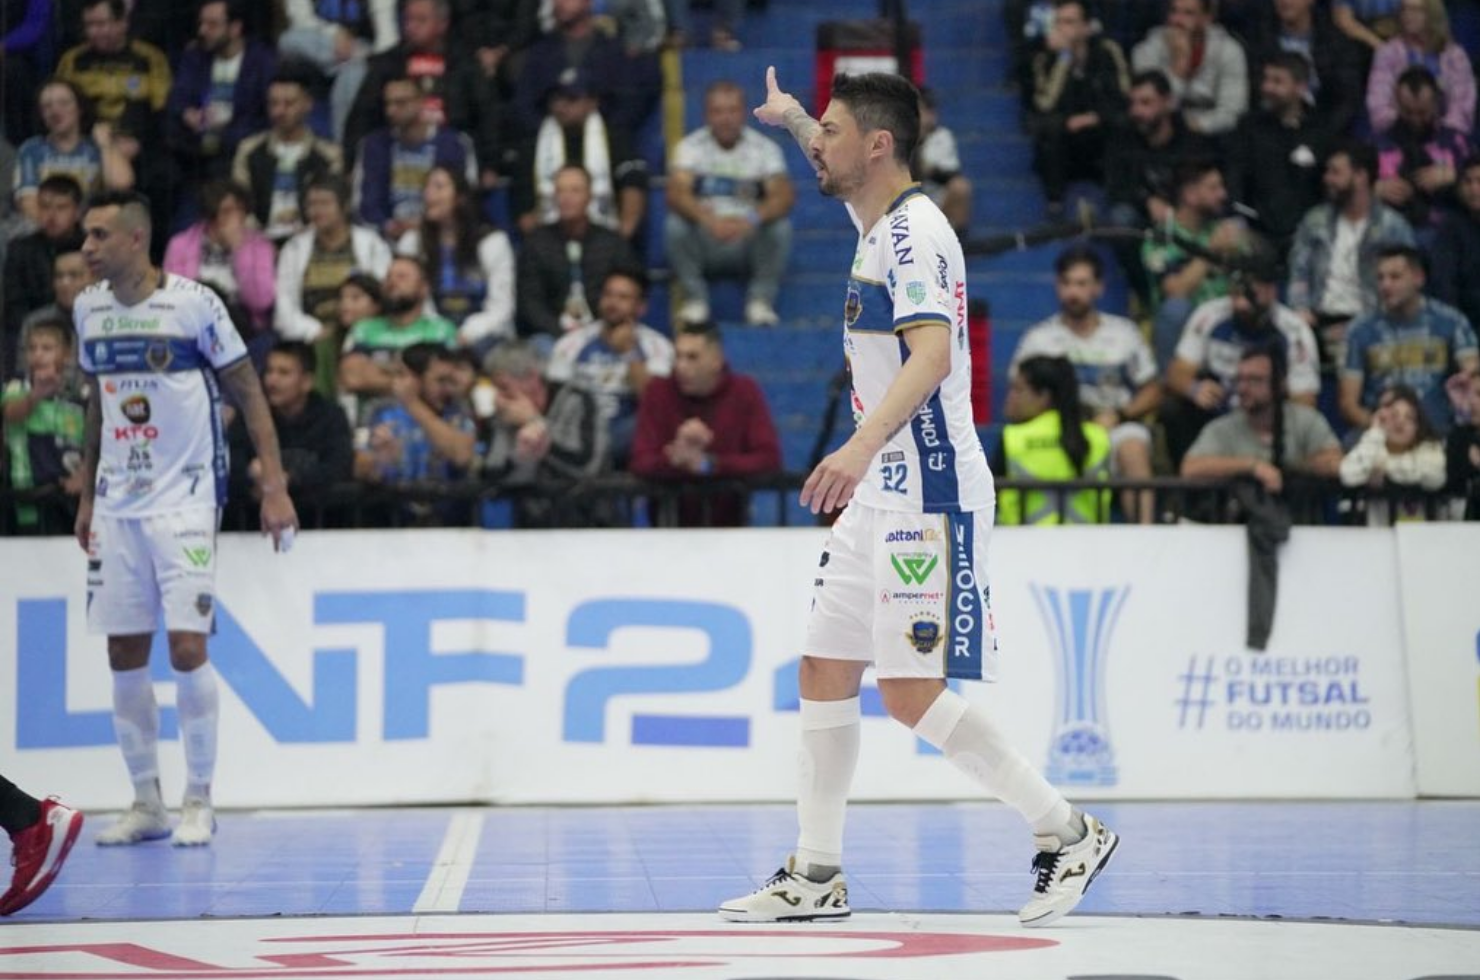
[718,856,850,922]
[1018,813,1119,927]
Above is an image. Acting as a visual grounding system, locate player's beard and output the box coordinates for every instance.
[818,160,864,199]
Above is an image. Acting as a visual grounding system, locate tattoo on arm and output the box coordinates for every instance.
[219,360,286,481]
[783,107,820,159]
[79,379,102,501]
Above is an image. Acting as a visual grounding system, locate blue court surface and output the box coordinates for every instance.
[3,800,1479,979]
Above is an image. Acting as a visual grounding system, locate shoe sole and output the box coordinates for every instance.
[717,907,851,923]
[0,810,84,916]
[1019,831,1120,929]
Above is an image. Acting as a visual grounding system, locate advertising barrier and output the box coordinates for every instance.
[0,526,1423,809]
[1396,523,1480,796]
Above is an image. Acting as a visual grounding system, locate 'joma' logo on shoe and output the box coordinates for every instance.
[1061,863,1087,880]
[772,890,802,907]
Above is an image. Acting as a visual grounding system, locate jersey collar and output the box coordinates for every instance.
[885,183,926,215]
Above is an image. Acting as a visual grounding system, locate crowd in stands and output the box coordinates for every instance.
[1001,0,1480,524]
[2,0,790,531]
[4,0,1480,531]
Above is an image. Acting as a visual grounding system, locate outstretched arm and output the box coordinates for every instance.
[754,66,821,172]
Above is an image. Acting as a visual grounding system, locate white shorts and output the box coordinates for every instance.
[86,509,219,636]
[805,502,1000,681]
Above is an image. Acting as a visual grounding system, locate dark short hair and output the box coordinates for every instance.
[24,316,74,349]
[1172,158,1221,200]
[198,0,246,24]
[1240,340,1287,385]
[677,320,723,345]
[1263,51,1311,86]
[82,0,126,19]
[339,271,384,308]
[1054,243,1103,280]
[1329,140,1378,181]
[1375,243,1426,273]
[303,172,351,211]
[400,341,456,376]
[270,340,317,374]
[85,188,153,233]
[38,77,93,128]
[1130,69,1172,97]
[38,174,84,203]
[831,72,922,166]
[1396,65,1440,97]
[602,264,649,298]
[389,253,429,282]
[198,179,251,222]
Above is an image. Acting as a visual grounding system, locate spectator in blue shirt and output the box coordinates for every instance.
[1341,244,1480,433]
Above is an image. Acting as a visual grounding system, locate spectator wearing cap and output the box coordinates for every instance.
[666,79,794,327]
[1163,237,1322,465]
[342,0,505,190]
[232,72,344,244]
[630,320,781,526]
[512,0,657,136]
[351,74,478,241]
[511,67,650,244]
[166,0,277,188]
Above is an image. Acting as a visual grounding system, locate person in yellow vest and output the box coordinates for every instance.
[996,355,1112,524]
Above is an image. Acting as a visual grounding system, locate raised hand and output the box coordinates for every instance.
[753,66,805,129]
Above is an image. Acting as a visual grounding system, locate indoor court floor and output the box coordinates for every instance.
[3,799,1478,979]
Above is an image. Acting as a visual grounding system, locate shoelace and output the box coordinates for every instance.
[762,866,793,889]
[1031,850,1061,893]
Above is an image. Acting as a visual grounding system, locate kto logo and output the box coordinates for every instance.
[113,424,159,441]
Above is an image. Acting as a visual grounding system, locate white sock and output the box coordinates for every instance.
[111,666,163,807]
[913,689,1081,844]
[174,662,219,803]
[794,696,860,879]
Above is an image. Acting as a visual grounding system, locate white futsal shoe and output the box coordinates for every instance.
[170,798,216,847]
[1018,813,1119,927]
[718,856,850,922]
[95,801,171,846]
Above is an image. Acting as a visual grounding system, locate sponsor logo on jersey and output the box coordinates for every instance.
[907,614,944,654]
[121,395,151,424]
[145,340,174,372]
[936,253,949,290]
[884,528,941,544]
[906,281,927,305]
[113,424,159,441]
[845,282,863,327]
[891,553,938,585]
[889,209,913,265]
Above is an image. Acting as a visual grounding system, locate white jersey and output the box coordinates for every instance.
[1011,312,1159,413]
[75,274,248,517]
[844,185,993,513]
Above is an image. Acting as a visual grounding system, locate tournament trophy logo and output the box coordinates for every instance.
[1029,584,1130,787]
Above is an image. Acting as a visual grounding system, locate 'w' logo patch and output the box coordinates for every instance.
[890,554,938,585]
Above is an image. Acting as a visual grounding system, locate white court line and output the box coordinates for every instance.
[413,811,485,913]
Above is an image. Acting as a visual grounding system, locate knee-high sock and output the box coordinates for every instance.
[112,666,163,807]
[174,662,219,802]
[913,689,1079,842]
[795,696,860,876]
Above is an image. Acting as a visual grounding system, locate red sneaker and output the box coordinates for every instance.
[0,798,84,916]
